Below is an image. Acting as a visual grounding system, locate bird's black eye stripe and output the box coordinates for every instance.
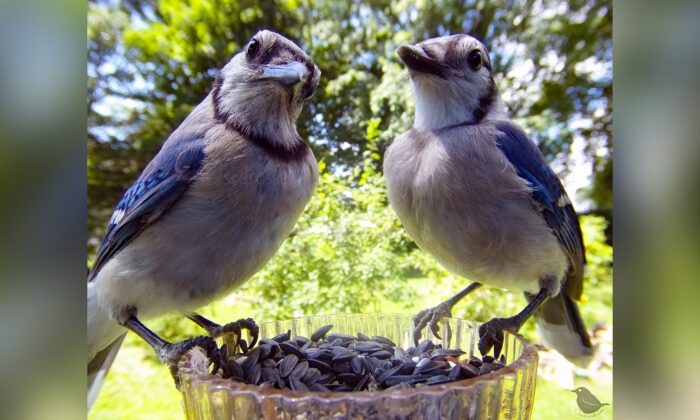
[246,39,260,59]
[467,50,482,71]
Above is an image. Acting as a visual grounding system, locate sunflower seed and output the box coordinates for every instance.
[261,358,277,369]
[448,364,463,381]
[337,373,362,386]
[385,375,419,387]
[393,346,411,363]
[317,372,335,385]
[350,356,364,375]
[416,339,434,355]
[257,343,274,360]
[217,321,511,392]
[301,367,321,385]
[426,375,451,385]
[430,349,466,361]
[331,347,355,363]
[244,363,261,385]
[397,361,416,375]
[279,342,306,359]
[293,336,310,346]
[261,367,279,383]
[480,363,503,375]
[310,325,334,342]
[289,360,309,380]
[240,347,260,371]
[304,348,332,363]
[310,383,331,392]
[326,384,353,392]
[289,376,308,391]
[461,364,480,378]
[353,374,370,391]
[352,341,383,353]
[228,360,244,379]
[369,350,392,360]
[306,358,332,372]
[362,356,383,373]
[414,358,440,375]
[279,354,298,378]
[375,365,402,385]
[332,362,352,373]
[271,331,290,343]
[327,333,355,344]
[371,335,396,347]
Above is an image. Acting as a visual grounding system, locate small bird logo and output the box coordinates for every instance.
[572,386,609,415]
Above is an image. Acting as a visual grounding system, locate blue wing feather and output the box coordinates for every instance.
[89,139,206,281]
[491,120,586,298]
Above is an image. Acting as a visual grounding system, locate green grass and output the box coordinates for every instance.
[89,277,612,419]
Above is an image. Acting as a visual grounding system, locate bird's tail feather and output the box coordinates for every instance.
[88,333,125,410]
[87,282,126,410]
[531,292,594,367]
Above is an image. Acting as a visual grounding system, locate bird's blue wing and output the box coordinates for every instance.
[88,138,206,281]
[491,120,586,298]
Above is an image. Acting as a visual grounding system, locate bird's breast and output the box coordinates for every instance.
[385,128,566,292]
[101,142,318,317]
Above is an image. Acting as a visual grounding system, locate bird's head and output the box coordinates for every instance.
[213,30,321,150]
[397,34,507,130]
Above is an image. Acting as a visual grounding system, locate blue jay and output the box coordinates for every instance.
[384,34,593,366]
[87,30,321,408]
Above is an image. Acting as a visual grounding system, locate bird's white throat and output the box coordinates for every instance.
[412,78,508,130]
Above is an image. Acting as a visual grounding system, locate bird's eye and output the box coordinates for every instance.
[467,50,482,71]
[246,39,260,59]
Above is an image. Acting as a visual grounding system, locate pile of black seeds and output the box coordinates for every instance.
[210,325,506,392]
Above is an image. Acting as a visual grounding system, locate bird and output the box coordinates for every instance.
[383,33,593,366]
[87,29,321,409]
[572,386,609,413]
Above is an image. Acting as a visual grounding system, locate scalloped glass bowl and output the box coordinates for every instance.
[179,313,538,419]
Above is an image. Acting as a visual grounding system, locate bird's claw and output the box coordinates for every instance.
[412,303,453,346]
[478,317,519,359]
[212,318,260,352]
[158,335,220,389]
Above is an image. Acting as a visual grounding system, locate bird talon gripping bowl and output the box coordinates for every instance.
[179,314,538,419]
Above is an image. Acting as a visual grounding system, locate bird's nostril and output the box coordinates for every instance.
[422,48,436,60]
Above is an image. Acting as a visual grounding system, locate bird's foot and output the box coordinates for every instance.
[209,318,260,353]
[477,317,521,359]
[412,302,453,346]
[157,335,220,389]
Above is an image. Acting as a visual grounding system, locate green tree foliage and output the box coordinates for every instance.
[240,157,424,319]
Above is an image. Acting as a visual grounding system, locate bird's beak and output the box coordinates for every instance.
[260,61,309,88]
[396,44,449,78]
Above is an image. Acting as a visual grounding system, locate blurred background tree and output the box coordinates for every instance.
[88,0,612,418]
